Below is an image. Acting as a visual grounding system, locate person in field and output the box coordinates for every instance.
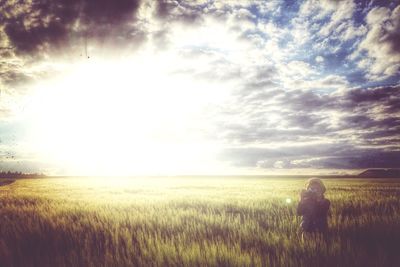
[297,178,330,236]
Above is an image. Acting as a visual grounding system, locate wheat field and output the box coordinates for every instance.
[0,177,399,267]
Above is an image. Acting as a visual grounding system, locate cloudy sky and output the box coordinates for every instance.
[0,0,399,176]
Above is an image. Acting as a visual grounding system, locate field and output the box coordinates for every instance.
[0,177,399,267]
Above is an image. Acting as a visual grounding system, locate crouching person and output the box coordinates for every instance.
[297,178,330,240]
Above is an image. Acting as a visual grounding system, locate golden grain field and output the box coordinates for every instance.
[0,177,399,267]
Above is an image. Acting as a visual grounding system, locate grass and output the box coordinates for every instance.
[0,177,399,267]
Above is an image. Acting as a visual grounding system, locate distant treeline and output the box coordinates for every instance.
[0,171,44,179]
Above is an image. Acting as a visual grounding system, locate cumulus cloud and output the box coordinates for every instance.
[354,5,400,79]
[293,0,356,42]
[315,56,324,63]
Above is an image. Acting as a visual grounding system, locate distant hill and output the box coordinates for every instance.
[358,169,400,178]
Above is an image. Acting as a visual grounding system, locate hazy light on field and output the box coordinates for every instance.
[11,176,307,205]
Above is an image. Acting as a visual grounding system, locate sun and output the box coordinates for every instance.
[23,55,227,176]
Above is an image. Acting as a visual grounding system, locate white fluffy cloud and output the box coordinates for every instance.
[315,56,324,63]
[355,5,400,79]
[317,0,356,37]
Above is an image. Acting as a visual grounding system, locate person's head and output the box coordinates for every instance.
[305,178,326,196]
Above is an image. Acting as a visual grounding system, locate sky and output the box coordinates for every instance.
[0,0,399,176]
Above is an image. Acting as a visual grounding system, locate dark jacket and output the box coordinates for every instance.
[297,194,330,232]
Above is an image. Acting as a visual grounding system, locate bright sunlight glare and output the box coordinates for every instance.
[23,54,229,176]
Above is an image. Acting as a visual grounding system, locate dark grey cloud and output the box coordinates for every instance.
[1,0,142,56]
[279,85,400,116]
[219,143,400,170]
[217,126,316,144]
[239,65,278,94]
[340,115,400,131]
[219,142,354,167]
[293,150,400,169]
[277,90,335,111]
[216,84,400,169]
[348,84,399,103]
[284,112,328,129]
[345,85,400,113]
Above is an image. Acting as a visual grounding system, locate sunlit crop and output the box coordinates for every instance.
[0,177,399,266]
